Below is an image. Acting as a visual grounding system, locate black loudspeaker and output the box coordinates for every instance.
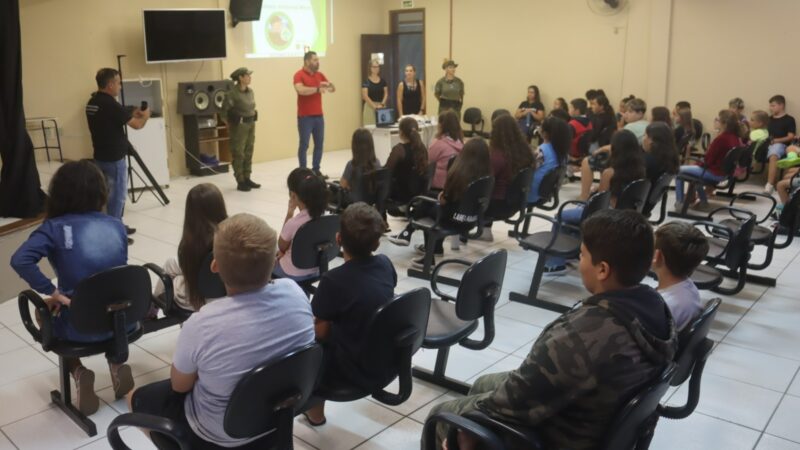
[176,80,233,115]
[230,0,263,26]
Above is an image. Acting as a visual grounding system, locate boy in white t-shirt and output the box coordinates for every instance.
[652,221,710,331]
[128,213,315,448]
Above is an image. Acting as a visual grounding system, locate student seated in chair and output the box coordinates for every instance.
[528,116,570,205]
[304,203,397,426]
[652,222,709,331]
[128,213,314,447]
[385,117,430,205]
[674,109,742,212]
[328,129,381,205]
[480,113,535,242]
[274,168,329,281]
[425,209,677,450]
[11,160,133,415]
[765,95,796,195]
[153,183,228,312]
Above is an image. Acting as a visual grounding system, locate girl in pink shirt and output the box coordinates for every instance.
[274,168,329,280]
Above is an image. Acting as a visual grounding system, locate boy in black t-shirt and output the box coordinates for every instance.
[765,95,796,194]
[304,202,397,426]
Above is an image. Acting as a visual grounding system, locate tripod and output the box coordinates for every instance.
[116,54,169,206]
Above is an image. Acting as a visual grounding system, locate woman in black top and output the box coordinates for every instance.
[386,117,429,203]
[397,64,426,116]
[588,95,617,151]
[643,122,680,187]
[362,58,388,126]
[515,85,545,138]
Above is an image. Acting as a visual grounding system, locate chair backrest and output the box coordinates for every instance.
[504,167,534,216]
[779,187,800,231]
[723,214,755,269]
[423,160,438,193]
[291,214,340,273]
[451,176,495,224]
[672,298,721,386]
[224,344,323,439]
[753,138,770,163]
[455,250,507,321]
[643,173,675,216]
[355,287,431,390]
[580,191,612,222]
[197,252,227,300]
[721,146,747,177]
[69,265,152,335]
[603,363,677,450]
[533,166,565,207]
[463,107,484,128]
[616,179,652,213]
[350,168,391,209]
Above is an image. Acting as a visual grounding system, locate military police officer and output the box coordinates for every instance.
[223,67,259,192]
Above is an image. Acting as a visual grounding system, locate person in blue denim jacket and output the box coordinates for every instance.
[10,160,131,415]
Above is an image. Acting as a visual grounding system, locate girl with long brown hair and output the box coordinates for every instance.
[386,117,429,204]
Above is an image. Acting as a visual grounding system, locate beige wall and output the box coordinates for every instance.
[667,0,800,130]
[21,0,800,177]
[20,0,384,176]
[20,0,222,176]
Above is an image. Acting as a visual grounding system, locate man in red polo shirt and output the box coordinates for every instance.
[293,51,335,176]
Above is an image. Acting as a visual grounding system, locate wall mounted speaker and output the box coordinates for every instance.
[177,80,233,115]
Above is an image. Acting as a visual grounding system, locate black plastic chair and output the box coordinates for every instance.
[412,250,507,395]
[690,208,755,295]
[463,107,489,139]
[288,214,340,295]
[141,252,225,334]
[670,146,747,221]
[328,168,391,215]
[642,173,676,225]
[406,176,495,284]
[715,188,800,286]
[107,344,324,450]
[424,363,677,450]
[659,298,721,420]
[749,139,771,175]
[508,166,565,238]
[486,167,534,236]
[387,162,436,217]
[509,191,610,312]
[18,265,152,436]
[312,287,431,407]
[616,179,652,213]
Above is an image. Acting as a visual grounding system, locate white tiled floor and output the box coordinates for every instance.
[1,153,800,449]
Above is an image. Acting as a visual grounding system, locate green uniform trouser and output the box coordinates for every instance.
[424,372,508,450]
[230,121,255,182]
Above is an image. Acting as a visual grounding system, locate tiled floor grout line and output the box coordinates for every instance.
[753,366,800,448]
[0,428,19,450]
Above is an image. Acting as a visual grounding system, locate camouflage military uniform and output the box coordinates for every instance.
[426,285,677,450]
[222,85,256,183]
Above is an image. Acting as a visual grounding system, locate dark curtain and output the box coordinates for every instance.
[0,0,45,218]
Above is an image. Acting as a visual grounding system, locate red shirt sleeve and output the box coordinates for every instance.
[293,70,302,85]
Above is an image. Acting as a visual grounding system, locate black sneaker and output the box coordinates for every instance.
[313,169,329,180]
[388,232,411,246]
[125,225,136,235]
[127,237,134,246]
[237,182,252,192]
[414,244,444,256]
[246,179,261,189]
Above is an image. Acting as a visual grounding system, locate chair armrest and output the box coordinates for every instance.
[423,412,506,450]
[691,220,734,260]
[142,263,175,314]
[107,413,191,450]
[512,211,559,237]
[372,327,418,406]
[431,258,471,299]
[556,199,588,218]
[730,192,777,223]
[463,410,545,449]
[408,195,442,222]
[707,205,755,223]
[17,290,53,350]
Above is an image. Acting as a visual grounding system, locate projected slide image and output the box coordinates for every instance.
[247,0,327,58]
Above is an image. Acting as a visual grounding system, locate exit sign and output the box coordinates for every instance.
[401,0,414,8]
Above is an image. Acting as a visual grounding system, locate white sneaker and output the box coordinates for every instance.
[764,183,775,195]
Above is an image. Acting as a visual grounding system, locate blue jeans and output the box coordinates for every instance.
[298,115,325,171]
[675,165,726,203]
[95,158,128,219]
[545,206,584,269]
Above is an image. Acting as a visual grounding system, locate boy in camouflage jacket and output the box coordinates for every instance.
[427,209,678,450]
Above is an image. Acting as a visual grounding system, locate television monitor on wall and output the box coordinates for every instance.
[143,9,227,63]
